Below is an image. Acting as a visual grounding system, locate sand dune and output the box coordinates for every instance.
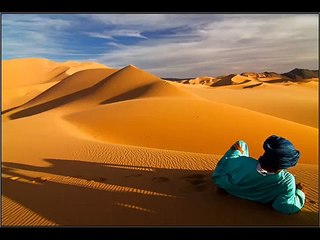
[2,109,318,226]
[283,68,318,80]
[64,97,317,165]
[231,75,252,84]
[180,69,318,89]
[4,65,193,120]
[2,58,110,90]
[177,81,318,128]
[2,196,57,226]
[2,81,60,111]
[2,58,111,111]
[18,68,118,109]
[61,61,109,75]
[86,65,189,103]
[211,74,236,87]
[188,76,217,85]
[2,59,318,226]
[3,58,66,89]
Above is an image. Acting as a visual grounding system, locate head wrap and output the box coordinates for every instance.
[258,135,300,170]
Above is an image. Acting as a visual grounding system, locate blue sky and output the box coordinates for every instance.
[2,14,318,78]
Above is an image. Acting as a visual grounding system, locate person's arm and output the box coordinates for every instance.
[212,141,246,178]
[271,177,305,214]
[217,141,246,161]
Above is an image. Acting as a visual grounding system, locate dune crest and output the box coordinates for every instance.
[175,68,318,89]
[2,58,111,110]
[4,64,194,119]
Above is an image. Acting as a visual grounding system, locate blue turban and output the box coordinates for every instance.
[258,135,300,170]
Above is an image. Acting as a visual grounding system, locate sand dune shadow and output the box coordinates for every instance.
[2,159,318,226]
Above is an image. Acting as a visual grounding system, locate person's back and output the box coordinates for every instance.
[212,136,305,214]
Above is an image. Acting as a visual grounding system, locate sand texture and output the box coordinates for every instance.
[2,59,318,226]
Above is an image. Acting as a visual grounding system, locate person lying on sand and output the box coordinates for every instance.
[212,135,305,214]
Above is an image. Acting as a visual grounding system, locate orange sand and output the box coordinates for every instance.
[2,58,318,226]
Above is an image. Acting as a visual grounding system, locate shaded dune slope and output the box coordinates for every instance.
[19,68,119,108]
[2,58,111,110]
[5,65,194,119]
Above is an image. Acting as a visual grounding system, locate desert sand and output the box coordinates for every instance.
[2,58,318,226]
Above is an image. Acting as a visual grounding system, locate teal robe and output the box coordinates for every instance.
[212,141,305,214]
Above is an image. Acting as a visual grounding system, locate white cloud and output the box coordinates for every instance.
[2,14,107,61]
[85,29,148,40]
[3,14,318,77]
[89,14,318,77]
[83,14,221,31]
[85,32,114,39]
[3,14,72,31]
[2,14,74,59]
[110,29,148,39]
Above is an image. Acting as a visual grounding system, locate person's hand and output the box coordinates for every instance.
[231,141,244,154]
[296,182,303,191]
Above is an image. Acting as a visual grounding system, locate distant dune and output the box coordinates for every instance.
[172,68,318,88]
[2,58,318,226]
[282,68,318,80]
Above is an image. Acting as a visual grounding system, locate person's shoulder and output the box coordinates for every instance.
[281,170,296,184]
[282,170,294,177]
[244,156,260,164]
[237,156,259,169]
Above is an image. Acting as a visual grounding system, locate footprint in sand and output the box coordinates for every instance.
[9,176,20,181]
[152,177,170,182]
[74,175,84,179]
[32,177,50,183]
[308,199,317,204]
[86,177,107,182]
[95,177,107,182]
[182,174,208,191]
[125,173,143,178]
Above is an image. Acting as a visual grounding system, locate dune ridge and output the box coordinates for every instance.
[2,58,111,110]
[175,80,318,128]
[173,68,318,90]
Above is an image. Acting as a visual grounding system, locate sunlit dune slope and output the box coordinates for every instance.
[3,58,67,89]
[64,96,317,165]
[2,58,111,110]
[62,61,110,75]
[6,65,194,116]
[2,81,60,111]
[20,68,118,109]
[177,80,318,128]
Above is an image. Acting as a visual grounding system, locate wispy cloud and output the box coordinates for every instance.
[109,29,148,39]
[85,32,114,40]
[84,14,221,31]
[3,14,75,59]
[2,14,108,61]
[86,29,148,40]
[3,14,318,77]
[88,14,318,77]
